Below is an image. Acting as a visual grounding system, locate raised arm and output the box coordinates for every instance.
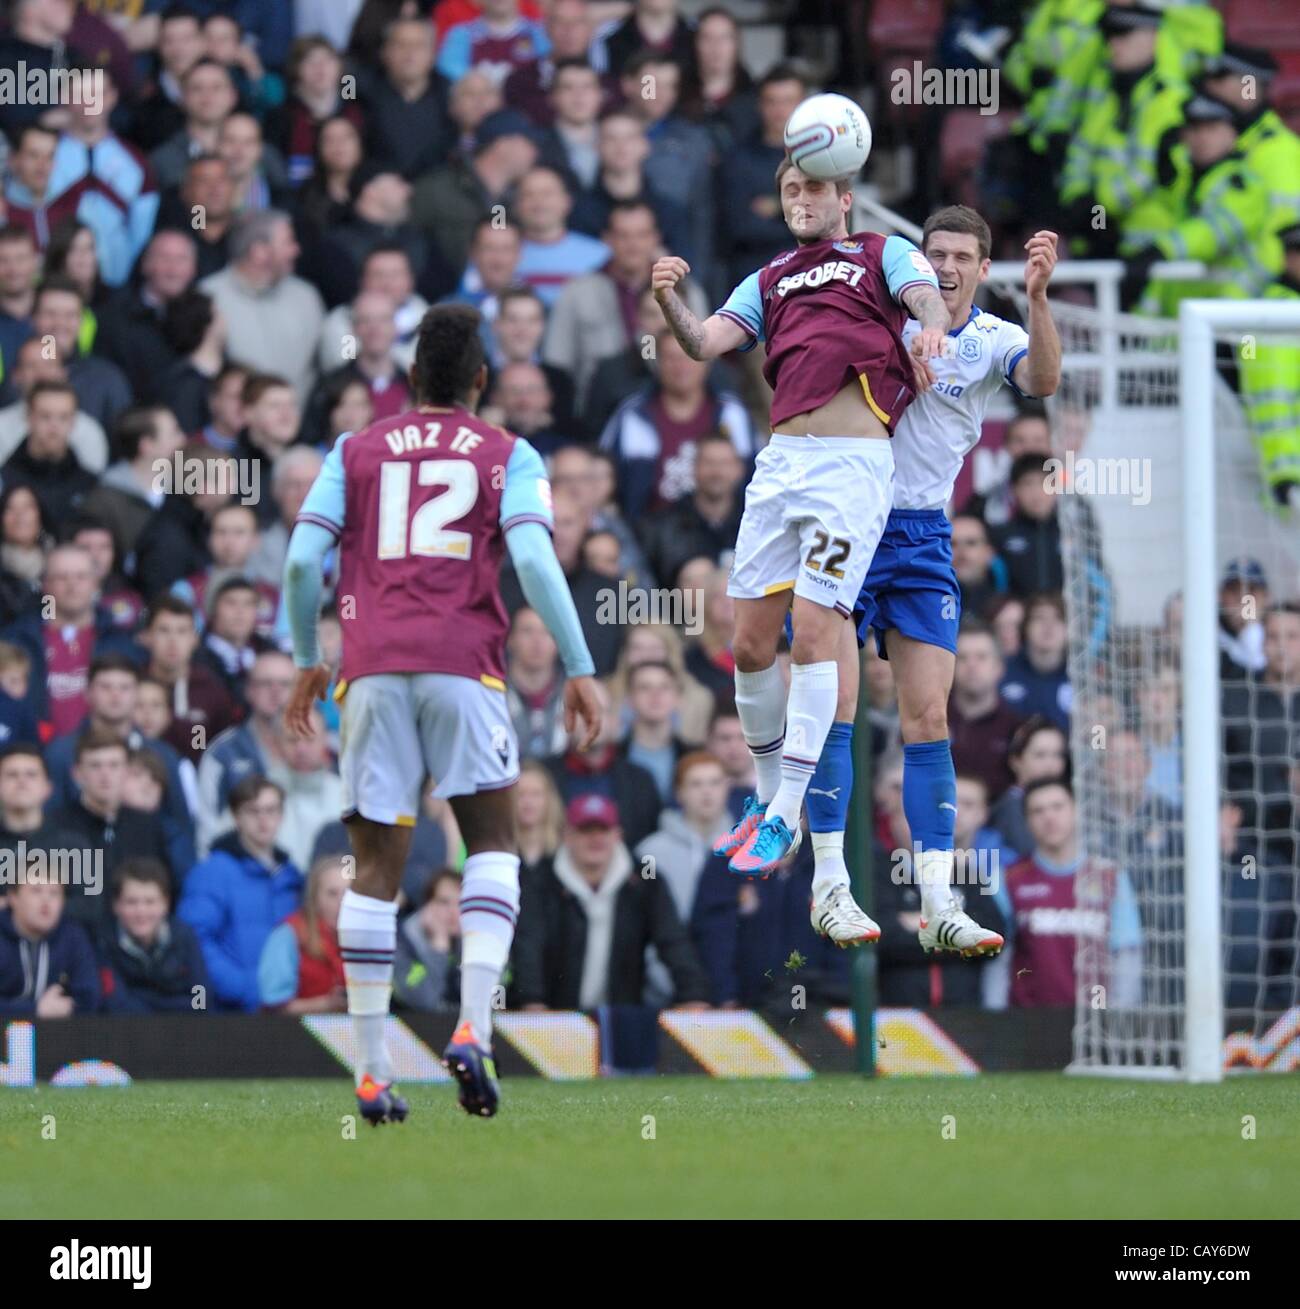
[652,256,750,361]
[1013,230,1061,398]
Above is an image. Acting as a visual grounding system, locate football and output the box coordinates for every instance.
[783,92,872,180]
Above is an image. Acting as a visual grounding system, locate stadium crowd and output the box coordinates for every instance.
[0,0,1296,1026]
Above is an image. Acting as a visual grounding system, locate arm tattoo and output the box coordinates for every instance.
[901,284,950,333]
[660,291,706,360]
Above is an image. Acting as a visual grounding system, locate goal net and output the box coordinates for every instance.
[1004,288,1300,1080]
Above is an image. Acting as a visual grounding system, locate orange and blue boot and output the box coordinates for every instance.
[442,1021,500,1118]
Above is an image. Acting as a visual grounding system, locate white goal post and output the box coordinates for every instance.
[1178,299,1300,1082]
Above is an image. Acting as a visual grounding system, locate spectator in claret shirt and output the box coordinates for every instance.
[96,857,209,1015]
[948,619,1025,803]
[1005,778,1143,1009]
[51,64,159,288]
[138,596,240,768]
[438,0,550,88]
[989,453,1065,598]
[511,165,609,308]
[0,543,139,736]
[599,329,754,521]
[503,0,602,126]
[179,774,303,1013]
[999,591,1072,732]
[0,876,100,1018]
[309,291,411,427]
[991,715,1068,858]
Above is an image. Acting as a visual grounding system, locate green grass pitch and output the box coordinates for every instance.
[3,1073,1297,1220]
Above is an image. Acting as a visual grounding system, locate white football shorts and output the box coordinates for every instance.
[727,434,894,616]
[338,672,520,824]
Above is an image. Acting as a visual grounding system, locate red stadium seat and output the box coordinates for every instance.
[939,109,1013,208]
[1271,50,1300,121]
[1222,0,1300,51]
[869,0,945,56]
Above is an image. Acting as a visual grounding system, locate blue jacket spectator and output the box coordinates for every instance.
[178,776,302,1012]
[0,880,100,1016]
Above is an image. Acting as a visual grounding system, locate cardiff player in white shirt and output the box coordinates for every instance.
[806,207,1061,953]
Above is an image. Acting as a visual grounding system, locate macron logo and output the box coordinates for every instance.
[50,1241,151,1290]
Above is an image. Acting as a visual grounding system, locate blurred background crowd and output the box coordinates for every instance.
[0,0,1295,1028]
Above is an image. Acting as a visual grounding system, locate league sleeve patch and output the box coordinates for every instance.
[909,249,937,276]
[537,477,553,511]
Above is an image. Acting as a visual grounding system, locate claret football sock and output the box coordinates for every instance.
[338,889,398,1088]
[734,661,788,805]
[457,850,521,1048]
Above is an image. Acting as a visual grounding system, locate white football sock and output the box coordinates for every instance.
[811,830,851,900]
[456,850,521,1048]
[916,847,957,919]
[767,660,837,830]
[338,889,398,1088]
[734,661,788,805]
